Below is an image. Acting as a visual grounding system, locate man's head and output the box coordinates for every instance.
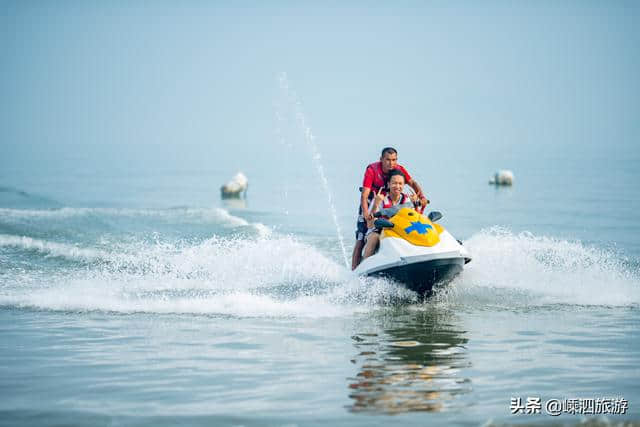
[380,147,398,173]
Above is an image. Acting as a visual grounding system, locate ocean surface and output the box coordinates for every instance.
[2,130,639,427]
[5,56,640,426]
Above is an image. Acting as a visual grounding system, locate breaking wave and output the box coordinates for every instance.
[438,227,640,307]
[1,223,638,317]
[0,232,415,317]
[0,206,261,227]
[0,234,111,263]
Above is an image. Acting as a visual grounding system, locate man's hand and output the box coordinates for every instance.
[408,188,425,206]
[408,179,428,208]
[365,216,374,229]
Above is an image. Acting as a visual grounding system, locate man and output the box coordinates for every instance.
[351,147,428,270]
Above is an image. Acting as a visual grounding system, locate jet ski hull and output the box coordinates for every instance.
[353,207,471,298]
[366,257,464,297]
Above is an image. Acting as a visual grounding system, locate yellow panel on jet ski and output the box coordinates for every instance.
[381,207,441,247]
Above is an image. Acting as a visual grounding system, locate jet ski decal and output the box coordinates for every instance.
[404,221,432,235]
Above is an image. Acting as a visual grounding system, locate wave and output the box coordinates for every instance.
[0,186,29,196]
[438,227,640,307]
[1,226,638,317]
[0,207,271,244]
[0,233,412,317]
[0,234,113,263]
[0,185,62,209]
[0,206,259,226]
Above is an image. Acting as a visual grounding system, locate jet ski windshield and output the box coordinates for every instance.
[374,205,411,219]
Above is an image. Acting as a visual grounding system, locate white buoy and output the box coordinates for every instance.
[220,172,248,198]
[489,170,514,186]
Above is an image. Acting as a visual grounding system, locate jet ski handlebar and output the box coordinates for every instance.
[374,207,444,223]
[374,218,394,229]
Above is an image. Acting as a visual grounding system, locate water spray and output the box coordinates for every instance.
[278,72,350,269]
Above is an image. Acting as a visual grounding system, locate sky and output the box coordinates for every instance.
[1,1,639,192]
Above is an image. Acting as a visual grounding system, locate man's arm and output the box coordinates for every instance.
[408,179,429,206]
[360,187,372,219]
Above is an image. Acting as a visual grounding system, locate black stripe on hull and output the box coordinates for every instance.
[369,258,464,297]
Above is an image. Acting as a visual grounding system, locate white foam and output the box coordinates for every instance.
[3,226,637,316]
[0,207,95,219]
[0,264,409,318]
[0,232,401,317]
[0,207,261,229]
[194,207,248,227]
[0,234,111,262]
[445,227,640,306]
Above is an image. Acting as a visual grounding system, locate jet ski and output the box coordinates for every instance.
[354,206,471,297]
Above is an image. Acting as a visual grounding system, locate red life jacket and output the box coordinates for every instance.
[381,193,411,209]
[377,193,425,216]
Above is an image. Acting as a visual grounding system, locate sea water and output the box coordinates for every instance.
[1,135,639,427]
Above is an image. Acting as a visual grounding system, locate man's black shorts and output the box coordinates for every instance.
[355,204,368,241]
